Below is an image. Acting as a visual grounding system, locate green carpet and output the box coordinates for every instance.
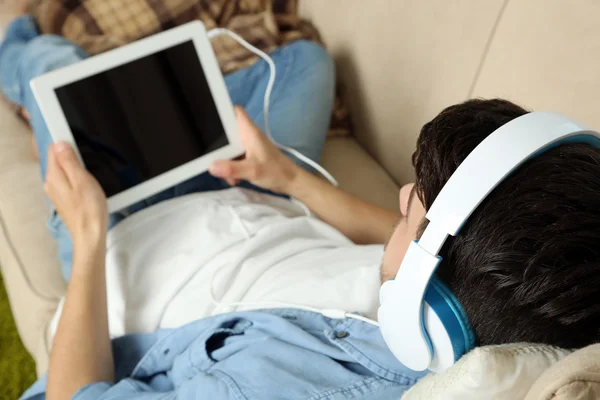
[0,271,36,399]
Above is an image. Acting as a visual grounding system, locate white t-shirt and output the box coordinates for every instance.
[49,188,383,339]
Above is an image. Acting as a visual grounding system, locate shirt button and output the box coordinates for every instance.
[336,331,349,339]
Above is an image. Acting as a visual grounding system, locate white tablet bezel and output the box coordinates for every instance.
[30,21,242,213]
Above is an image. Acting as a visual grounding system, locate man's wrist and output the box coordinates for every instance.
[286,167,313,199]
[72,236,106,276]
[73,233,105,253]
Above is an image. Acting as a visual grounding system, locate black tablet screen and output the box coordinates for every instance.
[54,40,229,198]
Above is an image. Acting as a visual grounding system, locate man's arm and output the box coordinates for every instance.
[287,167,399,244]
[43,143,114,400]
[210,108,400,244]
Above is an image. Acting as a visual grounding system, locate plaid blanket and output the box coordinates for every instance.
[32,0,350,137]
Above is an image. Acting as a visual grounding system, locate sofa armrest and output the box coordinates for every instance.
[0,99,65,376]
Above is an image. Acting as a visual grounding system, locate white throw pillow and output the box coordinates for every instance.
[402,343,572,400]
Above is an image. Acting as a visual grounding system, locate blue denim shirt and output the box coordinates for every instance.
[21,309,425,399]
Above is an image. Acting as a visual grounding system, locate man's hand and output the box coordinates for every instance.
[44,142,108,246]
[210,107,399,244]
[209,107,301,194]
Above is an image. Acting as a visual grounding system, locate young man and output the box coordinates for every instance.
[3,8,600,400]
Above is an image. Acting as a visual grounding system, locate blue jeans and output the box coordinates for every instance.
[0,16,335,281]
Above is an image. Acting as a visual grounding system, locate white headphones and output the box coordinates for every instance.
[377,111,600,373]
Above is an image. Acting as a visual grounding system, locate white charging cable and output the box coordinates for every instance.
[208,28,338,187]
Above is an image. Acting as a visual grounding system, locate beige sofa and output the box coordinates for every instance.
[1,0,599,397]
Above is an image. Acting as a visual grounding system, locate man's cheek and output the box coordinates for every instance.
[384,234,414,280]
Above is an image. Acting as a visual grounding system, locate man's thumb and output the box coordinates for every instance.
[210,159,256,181]
[235,107,268,145]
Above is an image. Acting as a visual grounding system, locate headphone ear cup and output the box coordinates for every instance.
[424,276,475,361]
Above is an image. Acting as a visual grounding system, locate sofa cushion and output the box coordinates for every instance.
[471,0,600,128]
[0,99,65,376]
[321,137,399,211]
[525,343,600,400]
[402,343,572,400]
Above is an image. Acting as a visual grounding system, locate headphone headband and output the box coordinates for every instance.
[378,111,600,372]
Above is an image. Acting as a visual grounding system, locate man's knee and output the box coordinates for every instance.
[287,40,335,86]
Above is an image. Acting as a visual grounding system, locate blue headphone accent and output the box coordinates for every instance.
[548,134,600,148]
[424,275,475,361]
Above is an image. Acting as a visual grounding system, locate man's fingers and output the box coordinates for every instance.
[53,142,80,179]
[52,142,85,185]
[225,178,240,186]
[210,160,238,179]
[210,159,260,181]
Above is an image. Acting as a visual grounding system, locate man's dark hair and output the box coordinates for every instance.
[413,98,600,349]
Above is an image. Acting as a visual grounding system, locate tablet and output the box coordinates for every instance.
[30,21,242,213]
